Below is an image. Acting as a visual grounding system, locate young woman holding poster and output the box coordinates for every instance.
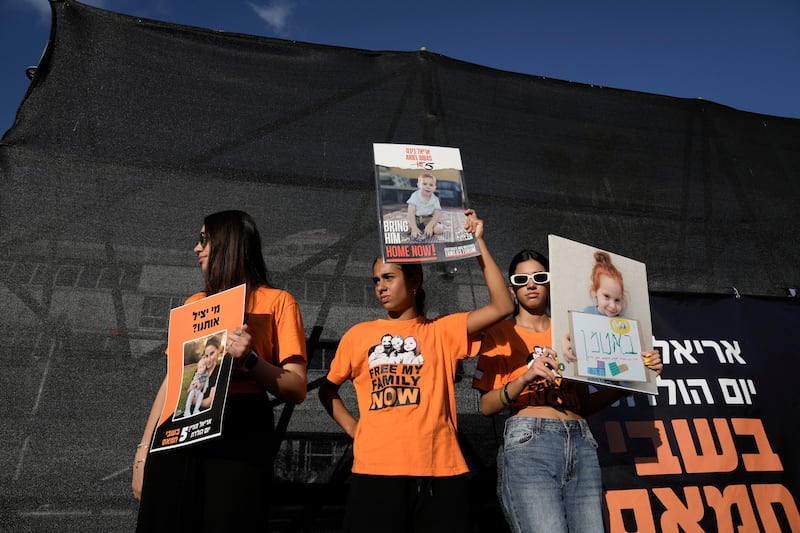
[318,209,514,532]
[472,249,662,533]
[132,210,307,532]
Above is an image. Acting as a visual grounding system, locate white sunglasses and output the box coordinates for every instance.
[509,272,550,286]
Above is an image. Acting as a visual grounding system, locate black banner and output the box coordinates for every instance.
[590,294,800,532]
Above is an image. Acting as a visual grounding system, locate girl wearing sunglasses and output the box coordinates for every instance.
[472,249,662,533]
[133,210,307,532]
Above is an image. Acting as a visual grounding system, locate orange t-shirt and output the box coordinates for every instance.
[472,320,582,414]
[184,286,307,394]
[327,313,479,477]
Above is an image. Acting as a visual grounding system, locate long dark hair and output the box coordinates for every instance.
[203,210,270,298]
[507,249,549,315]
[373,258,426,317]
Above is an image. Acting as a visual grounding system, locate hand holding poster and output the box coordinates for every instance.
[373,143,480,263]
[549,235,658,395]
[149,284,246,452]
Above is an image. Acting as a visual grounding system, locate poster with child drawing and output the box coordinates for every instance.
[373,143,479,263]
[549,235,658,395]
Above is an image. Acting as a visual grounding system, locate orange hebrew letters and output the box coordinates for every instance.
[673,418,738,473]
[702,485,759,532]
[653,486,705,533]
[751,484,800,531]
[605,489,656,533]
[731,418,783,472]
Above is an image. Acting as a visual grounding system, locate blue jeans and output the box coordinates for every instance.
[499,416,604,533]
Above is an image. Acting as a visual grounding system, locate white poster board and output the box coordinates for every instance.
[550,235,658,395]
[373,143,479,263]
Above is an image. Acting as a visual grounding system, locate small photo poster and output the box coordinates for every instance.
[149,284,246,452]
[549,235,658,395]
[373,143,479,263]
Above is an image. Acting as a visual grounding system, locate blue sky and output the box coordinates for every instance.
[2,0,799,137]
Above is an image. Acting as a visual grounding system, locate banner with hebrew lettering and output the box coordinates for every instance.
[593,294,800,532]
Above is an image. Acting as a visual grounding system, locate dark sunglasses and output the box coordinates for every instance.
[510,272,550,286]
[197,232,208,247]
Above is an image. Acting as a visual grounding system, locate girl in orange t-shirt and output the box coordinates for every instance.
[132,210,307,532]
[472,249,662,533]
[319,209,514,532]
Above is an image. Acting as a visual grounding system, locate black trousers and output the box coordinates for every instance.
[343,473,474,532]
[136,394,274,533]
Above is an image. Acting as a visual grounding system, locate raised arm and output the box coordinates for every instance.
[464,209,515,336]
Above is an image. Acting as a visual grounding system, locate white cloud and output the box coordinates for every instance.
[248,0,295,33]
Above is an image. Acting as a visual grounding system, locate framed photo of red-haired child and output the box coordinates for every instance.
[549,234,658,395]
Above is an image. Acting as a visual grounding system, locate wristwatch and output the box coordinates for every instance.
[242,350,260,372]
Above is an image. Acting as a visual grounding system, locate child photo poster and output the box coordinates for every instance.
[548,235,658,395]
[373,143,480,264]
[172,330,228,422]
[149,284,246,452]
